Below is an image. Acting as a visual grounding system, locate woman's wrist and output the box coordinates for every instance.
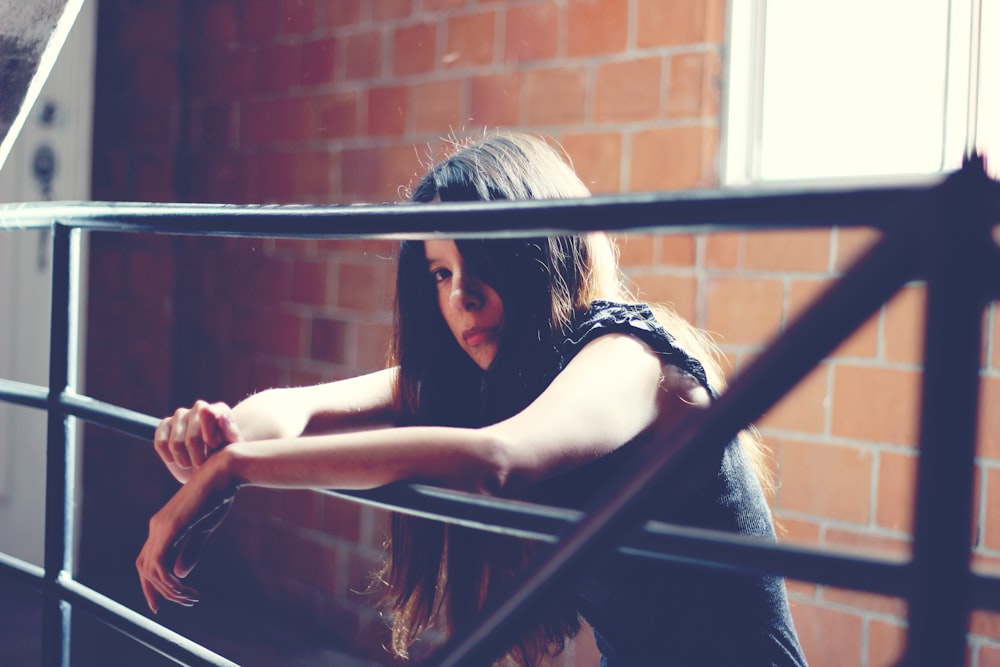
[205,446,245,496]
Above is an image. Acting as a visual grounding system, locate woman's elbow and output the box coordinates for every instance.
[473,431,519,495]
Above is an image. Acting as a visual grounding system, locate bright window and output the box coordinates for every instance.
[724,0,998,184]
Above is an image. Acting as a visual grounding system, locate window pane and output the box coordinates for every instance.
[759,0,950,179]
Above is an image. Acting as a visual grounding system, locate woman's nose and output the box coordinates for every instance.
[449,275,484,311]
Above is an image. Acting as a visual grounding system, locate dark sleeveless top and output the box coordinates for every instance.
[526,300,808,667]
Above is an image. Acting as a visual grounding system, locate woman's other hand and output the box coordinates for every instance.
[135,452,238,613]
[154,401,244,483]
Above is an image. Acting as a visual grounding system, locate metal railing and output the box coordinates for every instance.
[1,155,998,666]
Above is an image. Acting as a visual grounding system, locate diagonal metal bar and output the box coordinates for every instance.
[423,204,925,666]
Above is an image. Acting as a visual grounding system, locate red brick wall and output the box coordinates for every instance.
[85,1,1000,665]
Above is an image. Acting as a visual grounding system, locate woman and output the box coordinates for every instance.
[138,132,807,666]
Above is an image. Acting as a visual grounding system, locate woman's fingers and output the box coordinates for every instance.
[200,402,240,454]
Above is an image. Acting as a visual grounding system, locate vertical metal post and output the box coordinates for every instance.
[905,157,991,666]
[42,222,73,667]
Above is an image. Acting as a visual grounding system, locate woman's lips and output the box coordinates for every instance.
[462,326,499,347]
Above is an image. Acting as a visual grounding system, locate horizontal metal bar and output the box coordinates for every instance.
[0,178,955,238]
[60,391,161,440]
[0,550,45,588]
[0,377,49,411]
[8,388,1000,613]
[58,575,239,667]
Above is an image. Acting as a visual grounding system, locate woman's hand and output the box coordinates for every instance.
[136,451,239,613]
[154,401,244,483]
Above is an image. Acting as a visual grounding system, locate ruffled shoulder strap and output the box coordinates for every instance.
[559,300,713,395]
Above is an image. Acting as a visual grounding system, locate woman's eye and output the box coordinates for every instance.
[430,268,451,283]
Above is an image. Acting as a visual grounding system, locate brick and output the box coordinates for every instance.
[744,229,831,273]
[300,38,336,86]
[504,1,558,63]
[445,11,496,68]
[834,227,881,271]
[868,618,907,667]
[705,276,784,346]
[236,309,305,357]
[133,55,179,100]
[876,448,917,533]
[704,231,741,270]
[367,86,407,136]
[775,437,872,523]
[777,516,821,546]
[788,278,880,359]
[666,50,721,119]
[311,317,349,364]
[831,364,921,446]
[469,72,522,128]
[256,41,301,92]
[322,0,362,28]
[119,2,181,53]
[316,90,360,139]
[984,467,1000,551]
[279,0,318,35]
[972,610,1000,643]
[567,0,628,56]
[296,150,336,200]
[993,306,1000,370]
[523,66,586,126]
[789,602,863,667]
[823,586,906,618]
[340,146,383,200]
[241,0,279,42]
[615,233,654,267]
[372,0,411,21]
[636,0,715,48]
[345,30,382,80]
[629,125,719,191]
[240,97,314,145]
[392,22,436,76]
[558,131,621,193]
[337,262,383,310]
[979,643,1000,667]
[292,259,331,306]
[657,234,696,267]
[629,272,697,323]
[413,78,464,133]
[250,152,297,203]
[594,58,662,124]
[356,321,394,370]
[186,1,237,51]
[759,363,830,435]
[979,375,1000,458]
[883,284,926,365]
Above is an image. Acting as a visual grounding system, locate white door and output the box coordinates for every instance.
[0,0,95,567]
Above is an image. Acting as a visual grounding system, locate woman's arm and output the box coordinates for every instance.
[154,367,398,480]
[137,334,708,611]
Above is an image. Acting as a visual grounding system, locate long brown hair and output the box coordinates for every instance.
[377,132,770,665]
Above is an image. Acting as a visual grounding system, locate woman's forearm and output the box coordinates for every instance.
[230,367,398,441]
[222,425,509,493]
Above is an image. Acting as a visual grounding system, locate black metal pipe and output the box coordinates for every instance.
[904,157,993,666]
[0,550,45,588]
[42,223,72,667]
[0,178,947,238]
[58,577,239,667]
[0,377,48,410]
[424,201,923,666]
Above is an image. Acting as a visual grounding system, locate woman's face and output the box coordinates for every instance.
[424,239,504,370]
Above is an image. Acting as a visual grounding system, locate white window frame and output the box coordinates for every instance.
[723,0,994,186]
